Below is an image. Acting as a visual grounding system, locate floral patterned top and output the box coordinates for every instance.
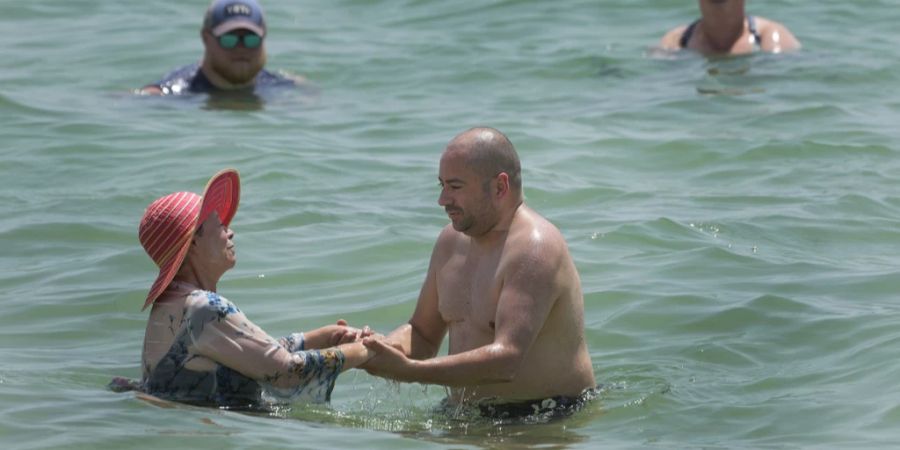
[141,282,344,410]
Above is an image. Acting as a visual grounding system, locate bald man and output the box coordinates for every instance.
[659,0,800,55]
[363,127,596,420]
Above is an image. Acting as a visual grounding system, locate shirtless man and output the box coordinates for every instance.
[363,127,596,419]
[659,0,800,55]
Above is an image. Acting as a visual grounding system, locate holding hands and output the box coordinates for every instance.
[330,319,378,345]
[301,319,378,350]
[306,319,412,374]
[359,336,415,381]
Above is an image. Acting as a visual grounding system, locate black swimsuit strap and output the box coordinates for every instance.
[681,16,762,50]
[679,19,700,48]
[747,15,762,48]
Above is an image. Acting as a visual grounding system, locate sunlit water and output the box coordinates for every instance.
[3,1,900,448]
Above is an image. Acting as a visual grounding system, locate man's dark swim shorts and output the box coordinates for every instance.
[440,386,600,422]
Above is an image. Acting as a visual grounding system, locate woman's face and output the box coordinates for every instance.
[191,212,236,273]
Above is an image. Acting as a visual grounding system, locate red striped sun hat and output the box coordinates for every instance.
[138,169,240,310]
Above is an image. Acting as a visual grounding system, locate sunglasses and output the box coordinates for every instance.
[217,33,262,49]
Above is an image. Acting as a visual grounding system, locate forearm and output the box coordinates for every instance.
[384,324,413,355]
[278,330,373,373]
[386,323,440,360]
[211,338,344,390]
[264,344,371,388]
[337,342,375,372]
[397,343,520,386]
[301,325,340,349]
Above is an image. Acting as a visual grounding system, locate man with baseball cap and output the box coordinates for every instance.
[140,0,300,96]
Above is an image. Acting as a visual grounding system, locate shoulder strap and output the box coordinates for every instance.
[680,19,700,48]
[747,15,762,48]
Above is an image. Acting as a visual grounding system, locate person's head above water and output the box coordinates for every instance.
[438,127,524,237]
[203,0,266,38]
[200,0,268,87]
[658,0,801,55]
[138,169,240,310]
[138,0,293,95]
[444,127,522,193]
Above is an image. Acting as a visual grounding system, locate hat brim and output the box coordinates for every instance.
[211,20,265,37]
[141,169,241,311]
[198,169,240,229]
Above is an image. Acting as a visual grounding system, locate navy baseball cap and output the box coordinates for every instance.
[203,0,266,37]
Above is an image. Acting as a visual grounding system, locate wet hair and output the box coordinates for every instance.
[456,127,522,193]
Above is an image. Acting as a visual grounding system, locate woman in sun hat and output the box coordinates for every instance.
[135,168,375,410]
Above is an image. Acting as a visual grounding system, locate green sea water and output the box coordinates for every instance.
[3,0,900,448]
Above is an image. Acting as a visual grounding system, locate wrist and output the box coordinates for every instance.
[398,358,423,382]
[306,326,337,348]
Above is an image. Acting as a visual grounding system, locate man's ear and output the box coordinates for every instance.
[200,29,214,47]
[495,172,510,198]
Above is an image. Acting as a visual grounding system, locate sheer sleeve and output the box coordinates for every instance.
[185,291,344,402]
[278,332,306,352]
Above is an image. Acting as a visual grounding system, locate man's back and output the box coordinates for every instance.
[434,205,595,403]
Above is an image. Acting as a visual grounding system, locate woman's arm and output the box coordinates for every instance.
[301,319,375,349]
[335,341,376,370]
[186,295,375,396]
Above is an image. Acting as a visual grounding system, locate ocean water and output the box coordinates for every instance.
[3,0,900,448]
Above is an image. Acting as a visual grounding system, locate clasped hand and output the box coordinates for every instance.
[329,319,379,345]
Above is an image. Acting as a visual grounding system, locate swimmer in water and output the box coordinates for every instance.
[138,0,305,96]
[118,169,376,411]
[658,0,801,56]
[361,127,598,421]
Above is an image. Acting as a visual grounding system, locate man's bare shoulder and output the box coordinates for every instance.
[497,207,575,305]
[516,206,565,236]
[659,25,689,50]
[508,207,569,266]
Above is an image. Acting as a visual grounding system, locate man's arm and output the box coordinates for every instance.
[375,229,452,361]
[136,84,163,95]
[365,231,561,386]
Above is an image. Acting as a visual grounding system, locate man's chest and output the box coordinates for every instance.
[436,251,502,325]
